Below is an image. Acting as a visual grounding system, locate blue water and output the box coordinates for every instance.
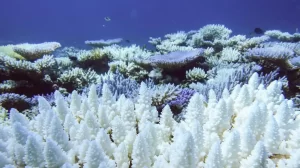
[0,0,299,47]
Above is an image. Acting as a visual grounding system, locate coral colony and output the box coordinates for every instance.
[1,24,300,168]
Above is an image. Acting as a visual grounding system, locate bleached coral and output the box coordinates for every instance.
[108,61,148,80]
[186,67,207,82]
[239,35,270,50]
[188,24,232,47]
[140,48,205,69]
[58,67,99,91]
[0,45,25,59]
[77,48,107,62]
[34,55,56,71]
[204,47,214,56]
[220,47,241,62]
[262,42,300,55]
[265,30,295,42]
[85,38,123,47]
[102,44,152,61]
[150,31,194,52]
[1,73,300,167]
[12,42,61,60]
[151,83,181,107]
[245,46,296,70]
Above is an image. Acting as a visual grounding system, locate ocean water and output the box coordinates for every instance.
[1,0,299,47]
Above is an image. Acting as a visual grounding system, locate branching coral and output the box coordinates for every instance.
[83,71,145,100]
[265,30,300,42]
[189,63,262,99]
[108,61,148,81]
[185,67,207,82]
[149,31,194,53]
[102,44,153,61]
[0,74,300,167]
[0,54,61,96]
[220,47,241,62]
[58,67,99,92]
[151,83,181,109]
[188,24,232,47]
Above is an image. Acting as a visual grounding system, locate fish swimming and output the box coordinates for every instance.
[104,17,111,21]
[253,27,265,34]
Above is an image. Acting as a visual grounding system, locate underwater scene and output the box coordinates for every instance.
[1,0,300,167]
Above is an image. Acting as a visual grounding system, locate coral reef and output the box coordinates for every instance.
[1,24,300,167]
[1,74,300,167]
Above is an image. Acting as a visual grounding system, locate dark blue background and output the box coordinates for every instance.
[0,0,299,47]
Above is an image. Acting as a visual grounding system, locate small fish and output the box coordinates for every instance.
[253,27,265,34]
[104,17,111,21]
[249,27,265,37]
[68,55,78,61]
[125,39,130,43]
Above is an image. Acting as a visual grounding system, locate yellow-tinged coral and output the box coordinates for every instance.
[13,42,61,61]
[108,60,148,80]
[0,45,25,59]
[77,48,106,62]
[0,105,8,124]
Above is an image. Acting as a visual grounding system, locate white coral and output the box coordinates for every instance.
[186,67,207,81]
[220,47,241,62]
[0,73,299,167]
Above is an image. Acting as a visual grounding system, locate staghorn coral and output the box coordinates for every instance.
[149,31,194,53]
[238,35,270,51]
[204,47,215,56]
[151,83,181,109]
[188,24,232,48]
[185,67,207,82]
[12,42,61,60]
[74,48,109,73]
[220,47,241,62]
[58,67,99,92]
[0,74,300,167]
[189,63,262,99]
[83,71,144,100]
[76,48,103,62]
[108,61,148,81]
[102,44,153,61]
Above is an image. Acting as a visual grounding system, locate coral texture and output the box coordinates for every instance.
[1,73,300,167]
